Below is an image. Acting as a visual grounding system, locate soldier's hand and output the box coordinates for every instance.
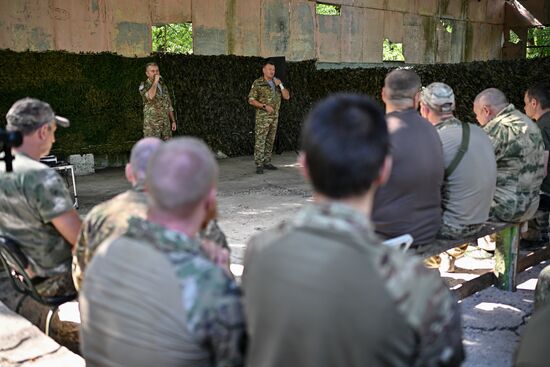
[265,105,275,114]
[273,77,281,86]
[154,74,161,83]
[171,122,177,131]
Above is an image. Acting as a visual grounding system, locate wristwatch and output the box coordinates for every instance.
[262,104,266,110]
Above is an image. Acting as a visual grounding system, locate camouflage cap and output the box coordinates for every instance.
[421,82,455,113]
[6,98,70,134]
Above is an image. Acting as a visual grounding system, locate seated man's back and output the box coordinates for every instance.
[373,69,444,246]
[372,109,444,245]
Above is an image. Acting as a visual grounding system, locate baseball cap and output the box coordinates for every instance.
[420,82,455,113]
[6,98,70,134]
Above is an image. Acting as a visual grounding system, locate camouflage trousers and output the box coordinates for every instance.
[254,114,278,167]
[523,210,549,242]
[144,119,172,141]
[35,272,76,298]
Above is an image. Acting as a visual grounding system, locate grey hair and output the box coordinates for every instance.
[474,88,509,109]
[130,137,163,183]
[384,69,422,103]
[146,137,218,217]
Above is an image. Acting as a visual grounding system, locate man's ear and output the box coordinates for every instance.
[298,153,310,182]
[125,163,136,185]
[374,155,392,187]
[381,87,387,103]
[37,124,49,140]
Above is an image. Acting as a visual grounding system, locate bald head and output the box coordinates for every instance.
[129,137,163,183]
[473,88,509,126]
[146,137,218,217]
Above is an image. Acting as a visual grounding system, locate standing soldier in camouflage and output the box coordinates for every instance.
[72,137,162,289]
[243,94,464,367]
[139,62,177,141]
[248,60,290,174]
[0,98,82,297]
[474,88,545,222]
[80,137,244,367]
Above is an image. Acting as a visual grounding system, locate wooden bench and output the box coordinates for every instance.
[410,222,550,299]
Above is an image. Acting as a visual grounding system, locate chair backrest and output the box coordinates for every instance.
[0,235,76,306]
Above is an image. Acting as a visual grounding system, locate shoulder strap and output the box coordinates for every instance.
[444,122,470,179]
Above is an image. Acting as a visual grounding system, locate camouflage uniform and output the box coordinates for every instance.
[73,185,229,289]
[80,217,245,366]
[248,77,282,167]
[139,79,174,141]
[72,186,148,290]
[244,202,464,367]
[0,152,75,296]
[482,104,545,222]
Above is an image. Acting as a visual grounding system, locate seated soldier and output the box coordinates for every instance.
[74,137,231,290]
[79,137,244,367]
[243,94,464,367]
[72,137,162,289]
[419,83,496,270]
[373,69,444,247]
[0,98,81,296]
[474,88,544,223]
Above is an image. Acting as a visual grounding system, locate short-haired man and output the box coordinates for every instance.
[72,137,163,290]
[80,138,244,367]
[373,69,444,246]
[248,60,290,174]
[139,62,177,140]
[243,94,464,367]
[523,83,550,243]
[420,83,496,270]
[0,98,81,296]
[474,88,544,222]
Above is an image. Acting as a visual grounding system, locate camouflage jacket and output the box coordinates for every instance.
[244,202,464,367]
[73,186,148,289]
[248,77,282,118]
[483,104,545,222]
[139,78,173,124]
[127,217,245,365]
[0,152,73,276]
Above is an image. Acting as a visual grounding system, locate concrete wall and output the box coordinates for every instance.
[0,0,506,63]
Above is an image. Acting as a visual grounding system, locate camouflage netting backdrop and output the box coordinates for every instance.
[1,49,549,157]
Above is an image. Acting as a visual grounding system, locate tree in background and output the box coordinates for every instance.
[152,23,193,54]
[527,26,550,59]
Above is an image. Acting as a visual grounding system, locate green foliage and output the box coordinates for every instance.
[316,3,341,16]
[152,23,193,54]
[383,39,405,62]
[509,30,520,45]
[1,50,550,158]
[527,27,550,59]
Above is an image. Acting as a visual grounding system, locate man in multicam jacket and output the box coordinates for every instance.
[139,62,177,140]
[474,88,545,222]
[80,137,244,367]
[0,98,82,297]
[72,137,162,290]
[248,59,290,174]
[243,94,464,367]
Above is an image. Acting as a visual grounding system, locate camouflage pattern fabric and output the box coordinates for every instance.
[248,77,282,167]
[139,79,174,141]
[482,104,544,222]
[116,217,245,365]
[437,220,484,240]
[72,187,148,290]
[73,186,230,289]
[0,152,74,286]
[244,202,464,367]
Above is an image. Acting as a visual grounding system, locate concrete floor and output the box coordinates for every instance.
[73,151,546,367]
